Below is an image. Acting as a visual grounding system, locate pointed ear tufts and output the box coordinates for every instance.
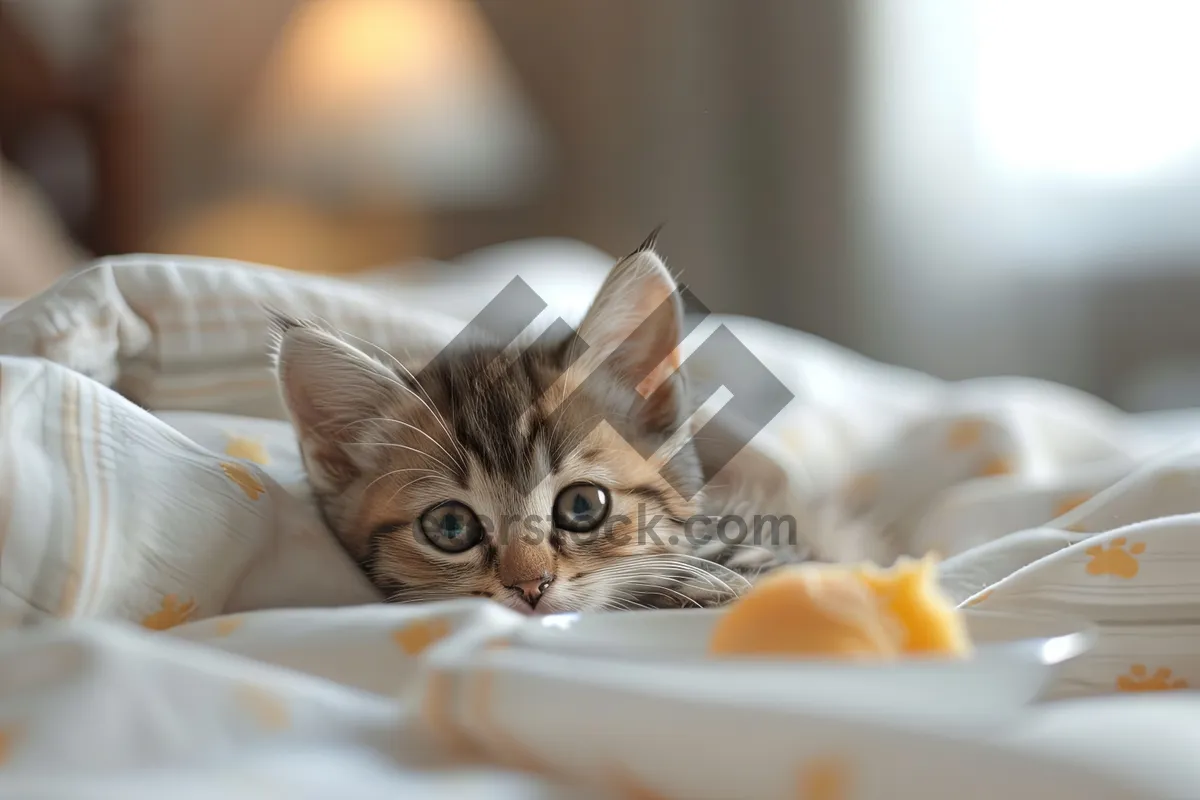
[271,313,405,489]
[630,223,666,257]
[574,246,686,432]
[263,305,308,368]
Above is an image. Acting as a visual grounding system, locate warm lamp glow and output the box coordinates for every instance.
[257,0,489,127]
[238,0,546,205]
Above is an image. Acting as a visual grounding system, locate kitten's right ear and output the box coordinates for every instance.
[572,239,685,431]
[269,311,400,490]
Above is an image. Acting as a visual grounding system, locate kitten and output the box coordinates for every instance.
[272,239,788,614]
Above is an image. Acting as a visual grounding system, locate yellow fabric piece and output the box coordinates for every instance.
[709,558,971,660]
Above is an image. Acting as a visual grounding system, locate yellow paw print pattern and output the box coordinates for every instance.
[236,684,291,730]
[797,756,850,800]
[0,725,16,766]
[781,426,804,452]
[1086,537,1146,579]
[468,668,556,777]
[1117,664,1188,692]
[220,462,265,501]
[392,618,452,656]
[141,594,198,630]
[420,669,488,761]
[610,768,673,800]
[947,419,985,451]
[224,434,270,465]
[1053,493,1092,518]
[844,473,878,513]
[213,616,245,637]
[978,456,1014,478]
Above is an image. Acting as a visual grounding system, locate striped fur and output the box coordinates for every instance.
[274,246,796,613]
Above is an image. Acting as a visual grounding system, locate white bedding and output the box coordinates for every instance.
[2,247,1200,797]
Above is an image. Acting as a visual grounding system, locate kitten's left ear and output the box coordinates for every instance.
[269,312,401,490]
[574,235,685,429]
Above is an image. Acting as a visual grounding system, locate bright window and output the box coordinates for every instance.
[974,1,1200,184]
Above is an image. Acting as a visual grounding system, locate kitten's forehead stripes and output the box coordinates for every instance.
[400,258,709,500]
[276,238,813,614]
[418,345,562,492]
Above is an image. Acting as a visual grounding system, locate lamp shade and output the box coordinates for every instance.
[235,0,548,207]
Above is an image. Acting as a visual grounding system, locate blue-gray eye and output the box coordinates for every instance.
[419,501,483,553]
[553,483,611,533]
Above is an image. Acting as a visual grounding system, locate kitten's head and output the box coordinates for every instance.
[273,244,738,613]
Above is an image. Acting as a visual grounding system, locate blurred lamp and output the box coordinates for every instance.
[234,0,547,207]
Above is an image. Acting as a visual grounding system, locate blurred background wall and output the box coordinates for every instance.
[3,0,1200,412]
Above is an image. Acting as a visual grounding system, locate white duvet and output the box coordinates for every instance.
[2,246,1200,798]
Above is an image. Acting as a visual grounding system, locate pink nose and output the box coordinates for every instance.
[510,576,554,608]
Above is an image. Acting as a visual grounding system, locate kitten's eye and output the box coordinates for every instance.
[418,501,483,553]
[553,483,611,533]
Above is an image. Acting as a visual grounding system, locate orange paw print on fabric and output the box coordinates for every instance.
[0,725,17,765]
[420,669,469,754]
[221,462,265,501]
[781,427,804,452]
[978,456,1014,477]
[392,618,452,655]
[224,435,270,465]
[947,419,985,451]
[469,668,556,776]
[844,473,878,513]
[213,616,244,637]
[236,684,291,729]
[141,594,198,630]
[1117,664,1188,692]
[1053,493,1092,518]
[797,756,850,800]
[610,768,673,800]
[1086,537,1145,579]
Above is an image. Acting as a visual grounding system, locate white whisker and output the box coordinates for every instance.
[591,554,750,596]
[345,441,456,474]
[384,474,443,507]
[312,322,467,466]
[610,581,704,608]
[336,416,465,471]
[363,467,444,494]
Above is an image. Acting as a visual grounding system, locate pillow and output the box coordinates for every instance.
[0,355,377,628]
[0,254,462,419]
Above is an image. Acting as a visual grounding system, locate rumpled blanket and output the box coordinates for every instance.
[2,252,1200,798]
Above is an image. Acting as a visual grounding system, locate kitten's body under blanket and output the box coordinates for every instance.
[272,239,802,615]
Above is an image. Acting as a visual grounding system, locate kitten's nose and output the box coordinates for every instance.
[510,576,554,608]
